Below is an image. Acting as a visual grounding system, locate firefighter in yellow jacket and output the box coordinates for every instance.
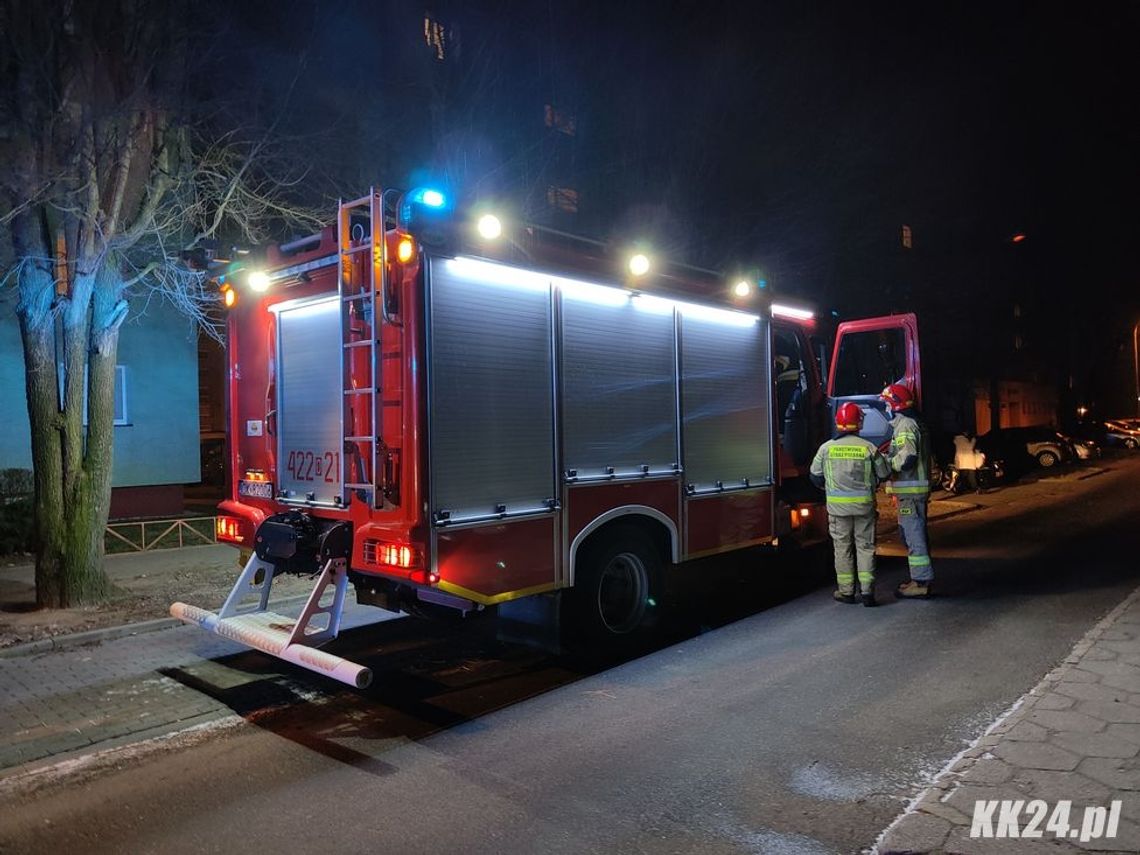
[880,382,934,599]
[810,402,892,606]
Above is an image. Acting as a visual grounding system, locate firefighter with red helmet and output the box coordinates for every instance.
[809,402,891,606]
[881,382,934,598]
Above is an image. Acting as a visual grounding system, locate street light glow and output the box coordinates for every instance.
[628,253,651,277]
[734,280,752,298]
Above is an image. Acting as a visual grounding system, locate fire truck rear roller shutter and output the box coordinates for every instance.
[273,296,344,506]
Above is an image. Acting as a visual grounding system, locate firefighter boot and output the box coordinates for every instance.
[833,590,857,605]
[862,592,877,608]
[896,580,932,599]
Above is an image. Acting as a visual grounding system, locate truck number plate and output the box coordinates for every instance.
[238,479,275,499]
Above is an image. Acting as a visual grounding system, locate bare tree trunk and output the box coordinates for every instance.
[63,267,128,604]
[13,214,114,607]
[14,216,68,606]
[18,299,69,608]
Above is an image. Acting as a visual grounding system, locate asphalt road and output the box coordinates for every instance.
[2,457,1139,855]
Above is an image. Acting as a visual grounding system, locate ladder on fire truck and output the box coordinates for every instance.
[337,189,387,508]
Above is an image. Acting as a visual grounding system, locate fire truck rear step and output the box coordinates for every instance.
[170,551,372,689]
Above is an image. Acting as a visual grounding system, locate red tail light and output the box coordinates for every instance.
[216,515,249,544]
[364,539,422,570]
[380,543,415,568]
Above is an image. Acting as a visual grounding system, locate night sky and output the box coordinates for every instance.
[221,1,1139,415]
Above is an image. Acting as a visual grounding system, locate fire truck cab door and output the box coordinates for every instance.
[826,313,921,448]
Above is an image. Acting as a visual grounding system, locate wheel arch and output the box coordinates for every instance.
[568,506,678,587]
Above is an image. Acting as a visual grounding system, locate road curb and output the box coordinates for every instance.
[0,617,182,659]
[1033,465,1109,484]
[0,593,312,660]
[0,711,245,796]
[928,501,983,523]
[1075,466,1110,480]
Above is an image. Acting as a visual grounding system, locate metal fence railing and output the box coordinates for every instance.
[104,516,217,554]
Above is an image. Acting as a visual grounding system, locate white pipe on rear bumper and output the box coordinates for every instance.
[170,601,373,689]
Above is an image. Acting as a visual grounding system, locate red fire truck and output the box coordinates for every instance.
[172,187,921,688]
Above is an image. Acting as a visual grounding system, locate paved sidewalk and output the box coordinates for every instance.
[0,600,395,775]
[878,584,1140,854]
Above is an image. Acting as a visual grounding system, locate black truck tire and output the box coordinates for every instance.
[565,525,663,654]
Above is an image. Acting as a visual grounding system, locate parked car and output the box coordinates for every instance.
[1105,420,1140,450]
[977,426,1074,472]
[1061,434,1101,460]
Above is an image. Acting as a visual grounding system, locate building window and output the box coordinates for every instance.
[424,15,447,60]
[110,365,128,424]
[546,186,579,214]
[544,104,577,136]
[58,364,129,426]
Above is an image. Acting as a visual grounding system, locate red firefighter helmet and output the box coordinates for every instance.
[880,382,915,412]
[835,401,864,432]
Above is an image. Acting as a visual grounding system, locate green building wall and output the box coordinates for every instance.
[0,298,202,494]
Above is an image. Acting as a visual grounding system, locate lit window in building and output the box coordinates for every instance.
[544,104,577,136]
[546,187,579,213]
[424,16,447,60]
[901,224,912,249]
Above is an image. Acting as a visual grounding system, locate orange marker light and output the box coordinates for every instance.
[397,237,416,263]
[222,287,237,308]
